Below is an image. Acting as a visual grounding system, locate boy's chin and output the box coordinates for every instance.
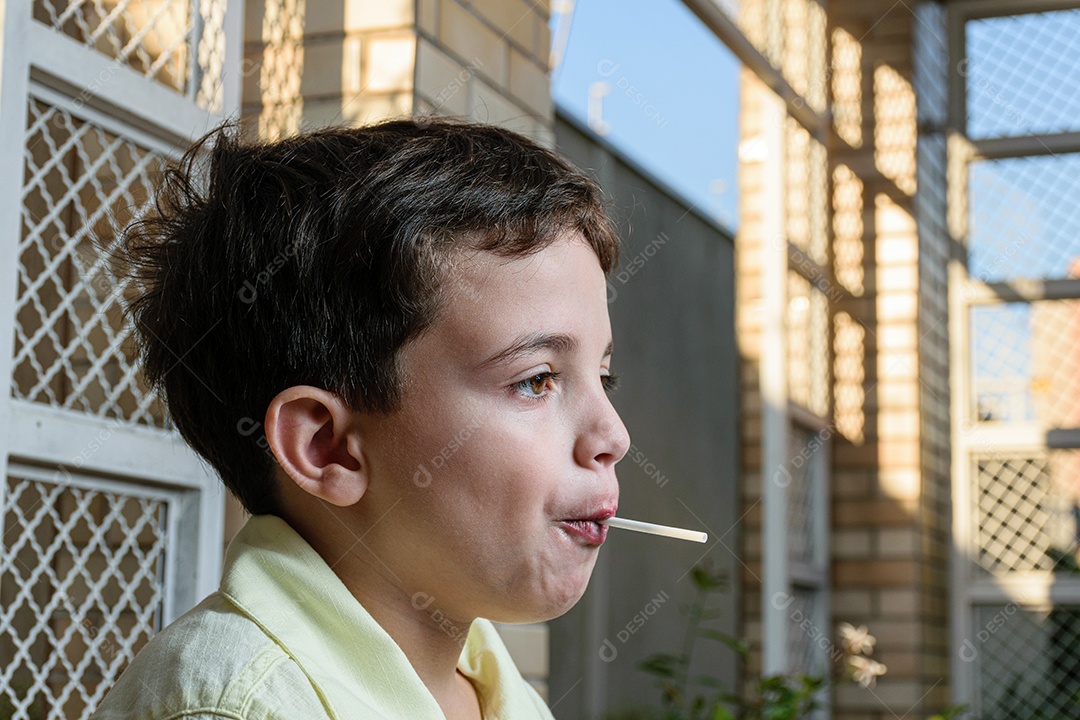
[488,598,584,625]
[489,567,597,624]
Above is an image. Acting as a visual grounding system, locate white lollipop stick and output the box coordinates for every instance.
[599,516,708,543]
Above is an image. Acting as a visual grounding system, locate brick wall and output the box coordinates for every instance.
[240,0,553,141]
[242,0,414,137]
[737,1,952,717]
[830,1,949,717]
[416,0,553,143]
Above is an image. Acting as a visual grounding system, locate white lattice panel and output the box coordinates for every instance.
[785,423,828,686]
[32,0,227,112]
[969,154,1080,283]
[975,454,1079,576]
[12,94,168,428]
[953,7,1080,717]
[0,469,173,719]
[0,2,236,717]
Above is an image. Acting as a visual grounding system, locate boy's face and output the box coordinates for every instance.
[352,230,630,624]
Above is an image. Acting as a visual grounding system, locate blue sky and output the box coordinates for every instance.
[966,11,1080,282]
[549,0,742,230]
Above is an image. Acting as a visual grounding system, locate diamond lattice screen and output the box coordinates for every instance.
[969,301,1080,426]
[968,153,1080,283]
[785,426,827,682]
[0,471,169,719]
[12,96,168,427]
[975,453,1080,576]
[32,0,227,112]
[973,605,1080,720]
[966,9,1080,140]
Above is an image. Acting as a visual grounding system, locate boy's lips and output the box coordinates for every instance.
[559,504,617,546]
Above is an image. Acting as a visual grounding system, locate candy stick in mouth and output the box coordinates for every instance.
[599,516,708,543]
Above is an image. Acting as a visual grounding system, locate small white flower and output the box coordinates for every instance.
[839,622,877,655]
[849,655,888,688]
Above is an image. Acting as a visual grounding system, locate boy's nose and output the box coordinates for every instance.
[574,395,631,471]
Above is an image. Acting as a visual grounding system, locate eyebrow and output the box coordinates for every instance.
[477,332,614,370]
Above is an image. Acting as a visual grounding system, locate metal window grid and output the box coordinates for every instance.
[13,88,169,428]
[974,453,1079,577]
[948,2,1080,716]
[0,0,240,716]
[0,464,183,719]
[973,604,1080,720]
[32,0,228,112]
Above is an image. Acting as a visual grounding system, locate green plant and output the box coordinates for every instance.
[606,562,825,720]
[605,562,902,720]
[603,563,978,720]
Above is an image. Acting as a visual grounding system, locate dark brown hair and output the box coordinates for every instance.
[120,116,621,514]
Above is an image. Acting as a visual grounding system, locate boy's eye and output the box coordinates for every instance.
[514,371,561,401]
[512,371,621,402]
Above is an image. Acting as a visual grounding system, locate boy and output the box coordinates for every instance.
[91,117,631,719]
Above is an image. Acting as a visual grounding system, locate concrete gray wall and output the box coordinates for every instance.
[548,112,741,719]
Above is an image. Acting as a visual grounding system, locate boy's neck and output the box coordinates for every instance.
[283,506,483,718]
[358,578,484,719]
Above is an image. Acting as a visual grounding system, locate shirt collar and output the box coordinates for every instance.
[218,514,532,719]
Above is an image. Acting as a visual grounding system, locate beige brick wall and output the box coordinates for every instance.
[827,2,942,715]
[416,0,553,145]
[242,0,553,143]
[737,1,951,717]
[243,0,414,138]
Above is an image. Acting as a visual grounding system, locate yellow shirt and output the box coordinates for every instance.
[91,515,555,719]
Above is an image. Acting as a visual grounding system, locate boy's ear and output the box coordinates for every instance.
[263,386,367,507]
